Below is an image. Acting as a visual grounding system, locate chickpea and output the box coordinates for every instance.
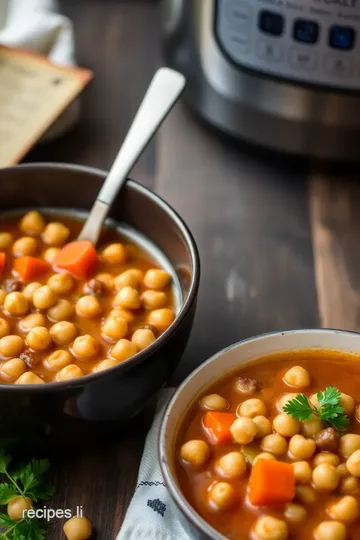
[230,417,258,444]
[0,290,5,305]
[0,318,10,338]
[12,236,37,257]
[238,398,267,418]
[310,393,319,408]
[41,222,70,246]
[340,476,360,495]
[102,243,127,264]
[283,366,311,388]
[48,299,74,322]
[289,435,316,460]
[284,503,307,524]
[216,452,246,478]
[131,328,156,351]
[140,290,167,310]
[50,321,77,346]
[147,308,175,333]
[8,496,32,521]
[295,485,317,505]
[253,416,272,439]
[0,232,13,250]
[48,273,73,295]
[22,282,42,301]
[200,394,228,412]
[20,211,45,236]
[33,285,56,310]
[292,461,312,484]
[253,453,276,466]
[95,273,114,291]
[277,393,298,412]
[301,417,323,438]
[340,434,360,458]
[251,516,288,540]
[313,452,340,468]
[180,439,209,468]
[75,295,101,318]
[208,482,236,510]
[114,269,143,290]
[43,247,60,264]
[113,286,140,310]
[57,364,85,381]
[109,307,135,323]
[0,358,26,382]
[327,495,358,523]
[63,516,92,540]
[143,269,171,290]
[101,316,128,342]
[337,463,349,479]
[72,335,98,358]
[346,449,360,476]
[26,326,52,351]
[4,292,29,316]
[111,339,137,362]
[94,359,118,372]
[312,463,339,491]
[15,372,44,384]
[313,521,346,540]
[19,312,46,333]
[273,413,300,437]
[355,404,360,423]
[0,335,23,357]
[260,434,288,456]
[339,393,354,416]
[44,350,72,371]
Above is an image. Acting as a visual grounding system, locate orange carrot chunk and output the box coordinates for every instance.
[0,252,5,275]
[13,256,50,281]
[53,241,98,280]
[203,411,237,445]
[249,458,295,506]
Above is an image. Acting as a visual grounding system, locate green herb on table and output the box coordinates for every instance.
[0,449,55,539]
[283,386,350,431]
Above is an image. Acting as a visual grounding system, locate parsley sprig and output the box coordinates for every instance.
[283,386,350,431]
[0,450,55,539]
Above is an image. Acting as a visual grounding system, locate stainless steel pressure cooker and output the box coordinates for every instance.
[163,0,360,159]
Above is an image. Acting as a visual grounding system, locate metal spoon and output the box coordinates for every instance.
[78,67,186,245]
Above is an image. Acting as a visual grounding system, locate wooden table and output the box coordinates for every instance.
[24,0,360,537]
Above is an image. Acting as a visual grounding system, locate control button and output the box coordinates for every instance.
[293,19,319,45]
[225,0,252,32]
[324,55,353,77]
[258,10,284,37]
[256,39,282,62]
[329,25,355,50]
[288,47,317,70]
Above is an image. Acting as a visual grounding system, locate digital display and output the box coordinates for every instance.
[293,20,319,44]
[329,25,355,50]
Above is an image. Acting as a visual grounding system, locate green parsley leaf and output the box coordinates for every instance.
[0,512,16,527]
[283,393,314,421]
[13,518,46,540]
[0,451,11,475]
[283,386,350,431]
[28,482,56,502]
[0,484,18,505]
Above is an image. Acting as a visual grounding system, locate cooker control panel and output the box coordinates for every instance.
[215,0,360,89]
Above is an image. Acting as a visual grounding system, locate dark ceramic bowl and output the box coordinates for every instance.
[159,329,360,540]
[0,163,200,453]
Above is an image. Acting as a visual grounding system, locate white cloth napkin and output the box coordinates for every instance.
[118,389,191,540]
[0,0,79,141]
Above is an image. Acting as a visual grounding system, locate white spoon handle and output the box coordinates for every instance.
[78,67,186,243]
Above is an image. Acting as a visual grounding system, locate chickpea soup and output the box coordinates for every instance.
[176,350,360,540]
[0,211,176,384]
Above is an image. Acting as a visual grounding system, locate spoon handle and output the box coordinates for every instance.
[78,68,186,243]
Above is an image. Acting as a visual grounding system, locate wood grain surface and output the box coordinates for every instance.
[22,0,359,538]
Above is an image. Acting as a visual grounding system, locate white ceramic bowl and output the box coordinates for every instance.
[159,329,360,540]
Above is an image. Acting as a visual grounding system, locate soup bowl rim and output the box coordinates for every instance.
[0,162,200,392]
[159,328,360,540]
